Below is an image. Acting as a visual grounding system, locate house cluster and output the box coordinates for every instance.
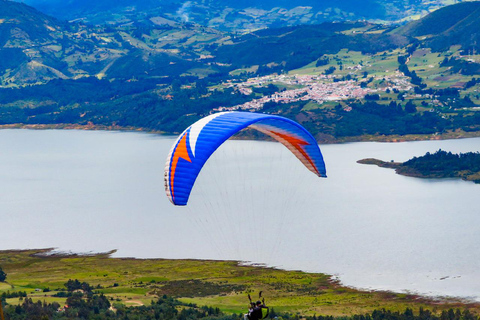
[215,74,376,112]
[214,72,415,112]
[382,71,413,92]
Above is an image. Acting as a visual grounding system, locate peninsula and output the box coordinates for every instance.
[358,150,480,183]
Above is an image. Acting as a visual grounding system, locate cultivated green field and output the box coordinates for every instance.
[1,249,479,316]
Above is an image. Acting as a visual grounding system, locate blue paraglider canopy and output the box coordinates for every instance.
[165,111,326,206]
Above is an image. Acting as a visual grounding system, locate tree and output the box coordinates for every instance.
[65,279,92,292]
[365,94,380,100]
[324,66,336,75]
[315,57,329,67]
[405,101,417,113]
[0,267,6,282]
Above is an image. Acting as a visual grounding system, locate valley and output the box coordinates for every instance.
[1,1,480,142]
[3,1,480,319]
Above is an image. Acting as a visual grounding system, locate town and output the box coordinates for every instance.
[214,73,413,112]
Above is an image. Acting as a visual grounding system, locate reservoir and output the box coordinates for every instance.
[0,129,479,300]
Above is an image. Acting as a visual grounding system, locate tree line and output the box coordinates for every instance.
[1,279,479,320]
[2,290,478,320]
[402,149,480,178]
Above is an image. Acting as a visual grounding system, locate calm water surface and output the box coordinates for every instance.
[0,129,479,300]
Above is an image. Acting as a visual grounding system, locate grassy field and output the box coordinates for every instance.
[1,249,479,317]
[289,49,403,78]
[288,45,472,92]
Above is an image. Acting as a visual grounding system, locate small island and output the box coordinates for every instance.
[358,149,480,183]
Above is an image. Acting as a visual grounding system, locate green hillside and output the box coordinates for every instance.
[2,0,480,141]
[214,23,409,70]
[396,1,480,51]
[0,0,227,85]
[0,0,67,77]
[396,2,480,37]
[0,0,117,84]
[0,0,65,45]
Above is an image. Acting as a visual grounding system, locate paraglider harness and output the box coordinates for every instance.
[246,292,269,320]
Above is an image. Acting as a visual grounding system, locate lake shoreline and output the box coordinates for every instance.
[2,123,480,144]
[2,130,480,306]
[2,248,480,313]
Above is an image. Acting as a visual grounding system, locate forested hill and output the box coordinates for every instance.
[213,22,409,70]
[0,0,67,76]
[0,0,65,43]
[395,1,480,51]
[0,0,115,84]
[0,0,226,85]
[401,150,480,182]
[3,0,480,141]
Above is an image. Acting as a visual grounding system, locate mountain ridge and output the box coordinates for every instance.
[0,0,225,84]
[3,0,480,85]
[395,1,480,51]
[11,0,456,31]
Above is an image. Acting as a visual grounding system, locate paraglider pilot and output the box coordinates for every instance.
[246,300,268,320]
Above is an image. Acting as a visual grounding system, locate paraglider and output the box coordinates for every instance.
[245,292,269,320]
[164,111,326,206]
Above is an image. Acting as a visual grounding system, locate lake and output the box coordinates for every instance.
[0,129,479,301]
